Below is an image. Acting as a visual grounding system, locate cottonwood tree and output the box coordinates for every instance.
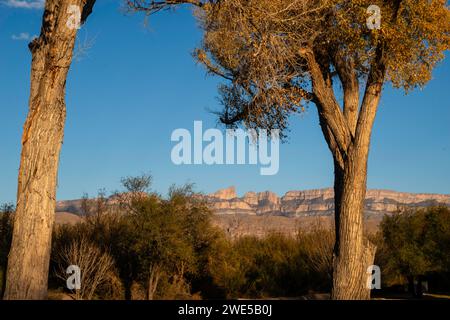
[4,0,96,299]
[129,0,449,299]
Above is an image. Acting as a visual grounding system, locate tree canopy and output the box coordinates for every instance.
[188,0,449,137]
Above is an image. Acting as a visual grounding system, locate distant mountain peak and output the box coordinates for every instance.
[211,186,238,200]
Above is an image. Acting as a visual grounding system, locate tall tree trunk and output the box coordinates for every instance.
[331,146,376,300]
[304,42,384,299]
[4,0,95,300]
[329,55,384,299]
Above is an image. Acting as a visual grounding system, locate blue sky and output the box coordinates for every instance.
[0,0,449,203]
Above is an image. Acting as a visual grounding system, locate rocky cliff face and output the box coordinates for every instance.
[203,187,450,217]
[56,186,450,217]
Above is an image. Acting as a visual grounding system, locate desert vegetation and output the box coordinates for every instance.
[1,176,449,300]
[375,207,450,298]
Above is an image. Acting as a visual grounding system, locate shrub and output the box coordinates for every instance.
[376,206,450,296]
[53,236,116,300]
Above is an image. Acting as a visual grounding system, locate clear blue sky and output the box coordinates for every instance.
[0,0,449,203]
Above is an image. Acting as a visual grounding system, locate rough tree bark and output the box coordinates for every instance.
[331,148,377,300]
[301,44,386,299]
[4,0,96,300]
[331,46,385,300]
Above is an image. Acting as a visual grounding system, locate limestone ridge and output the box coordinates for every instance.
[203,187,450,217]
[56,186,450,217]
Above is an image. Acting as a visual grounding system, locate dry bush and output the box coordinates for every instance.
[55,236,115,300]
[301,222,335,280]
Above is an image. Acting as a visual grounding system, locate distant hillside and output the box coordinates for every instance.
[55,212,82,225]
[56,187,450,218]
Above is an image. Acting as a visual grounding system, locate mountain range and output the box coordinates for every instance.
[55,187,450,236]
[200,186,450,217]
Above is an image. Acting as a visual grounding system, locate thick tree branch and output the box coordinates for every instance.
[354,0,405,150]
[316,104,345,169]
[355,45,386,151]
[300,47,352,162]
[332,50,359,136]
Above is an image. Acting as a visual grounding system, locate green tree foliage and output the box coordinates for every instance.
[51,176,220,300]
[49,177,337,299]
[207,228,334,299]
[376,206,450,295]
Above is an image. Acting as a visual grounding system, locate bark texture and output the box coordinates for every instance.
[331,149,376,300]
[302,45,386,299]
[330,47,385,300]
[4,0,95,300]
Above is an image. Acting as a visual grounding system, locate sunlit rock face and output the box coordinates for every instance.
[56,186,450,218]
[201,187,450,217]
